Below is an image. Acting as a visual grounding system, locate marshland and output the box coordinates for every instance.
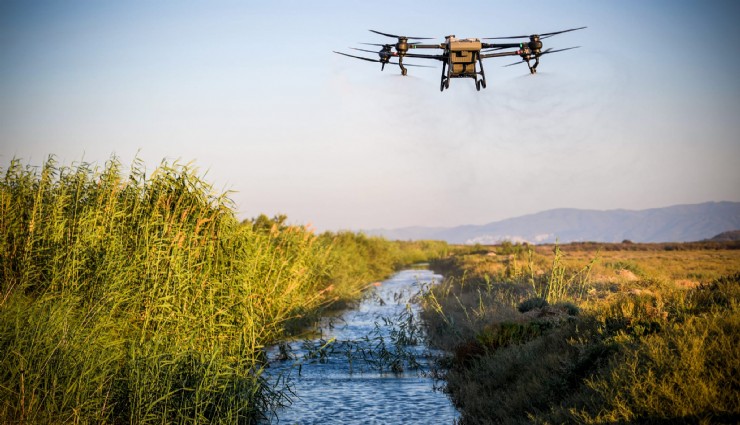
[2,156,739,424]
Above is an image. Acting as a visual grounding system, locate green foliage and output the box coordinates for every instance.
[0,156,449,423]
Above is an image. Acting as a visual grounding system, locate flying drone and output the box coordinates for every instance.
[334,27,585,91]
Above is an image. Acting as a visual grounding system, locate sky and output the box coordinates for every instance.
[1,0,739,231]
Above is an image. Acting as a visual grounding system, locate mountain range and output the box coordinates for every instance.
[366,202,740,244]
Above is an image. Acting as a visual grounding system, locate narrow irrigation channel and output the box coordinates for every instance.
[262,269,459,424]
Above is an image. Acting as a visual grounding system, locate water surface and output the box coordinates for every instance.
[264,269,458,424]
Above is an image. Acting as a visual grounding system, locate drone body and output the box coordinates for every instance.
[334,27,585,91]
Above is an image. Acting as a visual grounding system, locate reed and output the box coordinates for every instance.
[0,155,448,423]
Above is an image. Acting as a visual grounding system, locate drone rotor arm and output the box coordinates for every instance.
[480,50,521,59]
[403,52,445,60]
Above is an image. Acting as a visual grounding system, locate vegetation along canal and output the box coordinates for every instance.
[263,269,459,424]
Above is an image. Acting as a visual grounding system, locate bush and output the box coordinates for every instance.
[518,297,548,313]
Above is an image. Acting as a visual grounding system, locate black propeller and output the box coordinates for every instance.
[333,51,434,68]
[351,47,389,55]
[503,46,580,67]
[484,26,586,40]
[360,42,421,47]
[369,30,433,40]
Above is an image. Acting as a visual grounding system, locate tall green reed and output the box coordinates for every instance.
[0,156,333,423]
[0,155,449,423]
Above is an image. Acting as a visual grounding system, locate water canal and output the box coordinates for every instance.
[263,269,459,424]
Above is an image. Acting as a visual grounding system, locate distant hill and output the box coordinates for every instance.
[707,230,740,241]
[367,202,740,244]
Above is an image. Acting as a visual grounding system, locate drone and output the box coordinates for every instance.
[334,27,585,91]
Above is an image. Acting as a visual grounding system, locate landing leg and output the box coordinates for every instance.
[478,56,487,89]
[440,61,447,91]
[399,56,408,76]
[525,59,535,74]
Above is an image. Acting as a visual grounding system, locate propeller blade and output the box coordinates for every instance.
[484,34,530,40]
[500,47,580,66]
[539,26,587,39]
[369,29,433,40]
[334,51,383,63]
[334,51,434,68]
[351,47,389,55]
[360,42,421,47]
[538,46,580,55]
[485,26,586,40]
[503,60,525,67]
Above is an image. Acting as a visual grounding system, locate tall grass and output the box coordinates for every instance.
[0,156,447,423]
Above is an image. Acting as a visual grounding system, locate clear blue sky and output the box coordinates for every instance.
[2,0,739,231]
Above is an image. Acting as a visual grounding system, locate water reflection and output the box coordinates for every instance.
[263,269,458,424]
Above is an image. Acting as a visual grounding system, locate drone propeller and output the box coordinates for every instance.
[351,47,389,55]
[369,30,433,40]
[540,46,581,54]
[503,46,580,67]
[484,26,586,40]
[360,42,421,47]
[333,51,433,67]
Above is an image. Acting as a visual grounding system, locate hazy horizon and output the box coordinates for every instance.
[2,1,739,231]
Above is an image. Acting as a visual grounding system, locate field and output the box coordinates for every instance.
[0,156,449,424]
[422,242,740,424]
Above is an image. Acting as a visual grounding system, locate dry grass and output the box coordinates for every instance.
[422,243,740,424]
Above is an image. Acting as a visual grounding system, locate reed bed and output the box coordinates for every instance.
[0,156,447,423]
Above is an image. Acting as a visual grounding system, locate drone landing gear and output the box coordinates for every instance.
[526,57,540,74]
[440,61,450,91]
[398,56,408,76]
[477,55,487,91]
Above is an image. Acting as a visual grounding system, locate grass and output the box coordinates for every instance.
[421,243,740,424]
[0,155,448,423]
